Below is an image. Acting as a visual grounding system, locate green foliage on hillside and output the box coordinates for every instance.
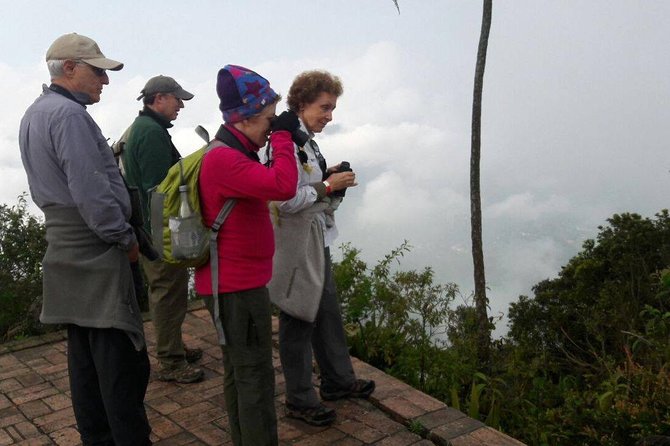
[0,195,48,339]
[333,211,670,446]
[334,241,464,396]
[501,211,670,445]
[508,211,670,377]
[333,242,503,429]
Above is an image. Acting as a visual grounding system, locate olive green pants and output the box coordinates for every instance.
[140,256,190,367]
[203,287,277,446]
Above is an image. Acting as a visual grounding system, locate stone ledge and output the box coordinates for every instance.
[351,358,526,445]
[0,331,67,355]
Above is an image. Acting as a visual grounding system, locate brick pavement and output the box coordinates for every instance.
[0,306,525,445]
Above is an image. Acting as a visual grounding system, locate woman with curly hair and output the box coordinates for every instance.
[268,70,375,427]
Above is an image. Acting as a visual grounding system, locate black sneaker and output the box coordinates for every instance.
[285,403,336,426]
[184,347,203,363]
[320,379,376,401]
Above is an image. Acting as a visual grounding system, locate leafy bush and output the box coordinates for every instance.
[507,212,670,381]
[333,242,463,394]
[0,195,48,339]
[333,211,670,445]
[501,211,670,445]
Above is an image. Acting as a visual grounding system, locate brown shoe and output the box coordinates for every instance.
[156,362,204,384]
[285,403,336,426]
[320,379,375,401]
[184,347,203,363]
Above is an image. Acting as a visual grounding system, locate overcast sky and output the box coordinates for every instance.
[1,1,669,334]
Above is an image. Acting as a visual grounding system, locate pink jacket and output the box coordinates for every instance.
[194,125,297,294]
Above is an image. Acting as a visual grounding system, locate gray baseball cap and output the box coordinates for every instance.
[137,75,194,101]
[46,33,123,70]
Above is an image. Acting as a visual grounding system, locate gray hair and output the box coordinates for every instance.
[47,60,66,80]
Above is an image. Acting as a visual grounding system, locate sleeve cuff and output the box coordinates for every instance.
[117,228,138,251]
[311,181,327,199]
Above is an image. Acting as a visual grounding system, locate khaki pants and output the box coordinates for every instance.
[140,256,190,367]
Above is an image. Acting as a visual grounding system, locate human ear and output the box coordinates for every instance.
[63,60,78,76]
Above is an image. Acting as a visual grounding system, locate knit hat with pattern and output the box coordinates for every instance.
[216,64,278,123]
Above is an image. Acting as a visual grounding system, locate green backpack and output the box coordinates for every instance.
[149,126,245,268]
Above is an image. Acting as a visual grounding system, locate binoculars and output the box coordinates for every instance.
[331,161,351,198]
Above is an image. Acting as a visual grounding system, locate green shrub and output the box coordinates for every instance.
[333,242,471,401]
[332,211,670,445]
[0,195,48,339]
[500,211,670,444]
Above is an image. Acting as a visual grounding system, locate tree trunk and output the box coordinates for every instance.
[470,0,493,368]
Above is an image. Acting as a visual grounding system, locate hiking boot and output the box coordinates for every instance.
[285,403,336,426]
[156,362,204,384]
[184,347,203,363]
[320,379,376,401]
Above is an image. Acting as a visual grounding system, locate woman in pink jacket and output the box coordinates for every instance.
[195,64,299,446]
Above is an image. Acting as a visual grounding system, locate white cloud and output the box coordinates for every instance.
[487,192,571,222]
[2,1,670,336]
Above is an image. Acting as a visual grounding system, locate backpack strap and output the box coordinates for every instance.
[214,124,260,162]
[111,125,133,174]
[205,125,260,345]
[209,199,236,345]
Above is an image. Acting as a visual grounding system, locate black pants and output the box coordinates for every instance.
[67,325,151,446]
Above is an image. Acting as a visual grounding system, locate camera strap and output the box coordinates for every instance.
[308,140,328,180]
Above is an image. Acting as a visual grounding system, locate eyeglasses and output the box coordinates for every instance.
[162,93,184,105]
[76,61,107,77]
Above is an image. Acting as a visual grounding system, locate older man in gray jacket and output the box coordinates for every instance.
[18,33,151,445]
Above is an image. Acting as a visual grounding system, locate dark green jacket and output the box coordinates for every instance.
[122,107,181,232]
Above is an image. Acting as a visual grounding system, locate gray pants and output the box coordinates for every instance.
[141,256,189,367]
[279,248,356,408]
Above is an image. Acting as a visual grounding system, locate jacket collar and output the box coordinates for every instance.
[216,124,260,162]
[140,106,173,129]
[223,124,260,153]
[297,117,315,142]
[47,83,89,107]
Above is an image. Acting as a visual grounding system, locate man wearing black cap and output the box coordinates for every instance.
[122,75,205,383]
[19,33,151,445]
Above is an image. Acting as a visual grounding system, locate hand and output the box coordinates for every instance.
[271,111,310,147]
[328,161,351,174]
[271,110,300,133]
[326,164,341,174]
[326,171,358,192]
[135,226,159,261]
[291,128,310,147]
[126,242,139,262]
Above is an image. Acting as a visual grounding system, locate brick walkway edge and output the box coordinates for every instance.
[0,304,525,445]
